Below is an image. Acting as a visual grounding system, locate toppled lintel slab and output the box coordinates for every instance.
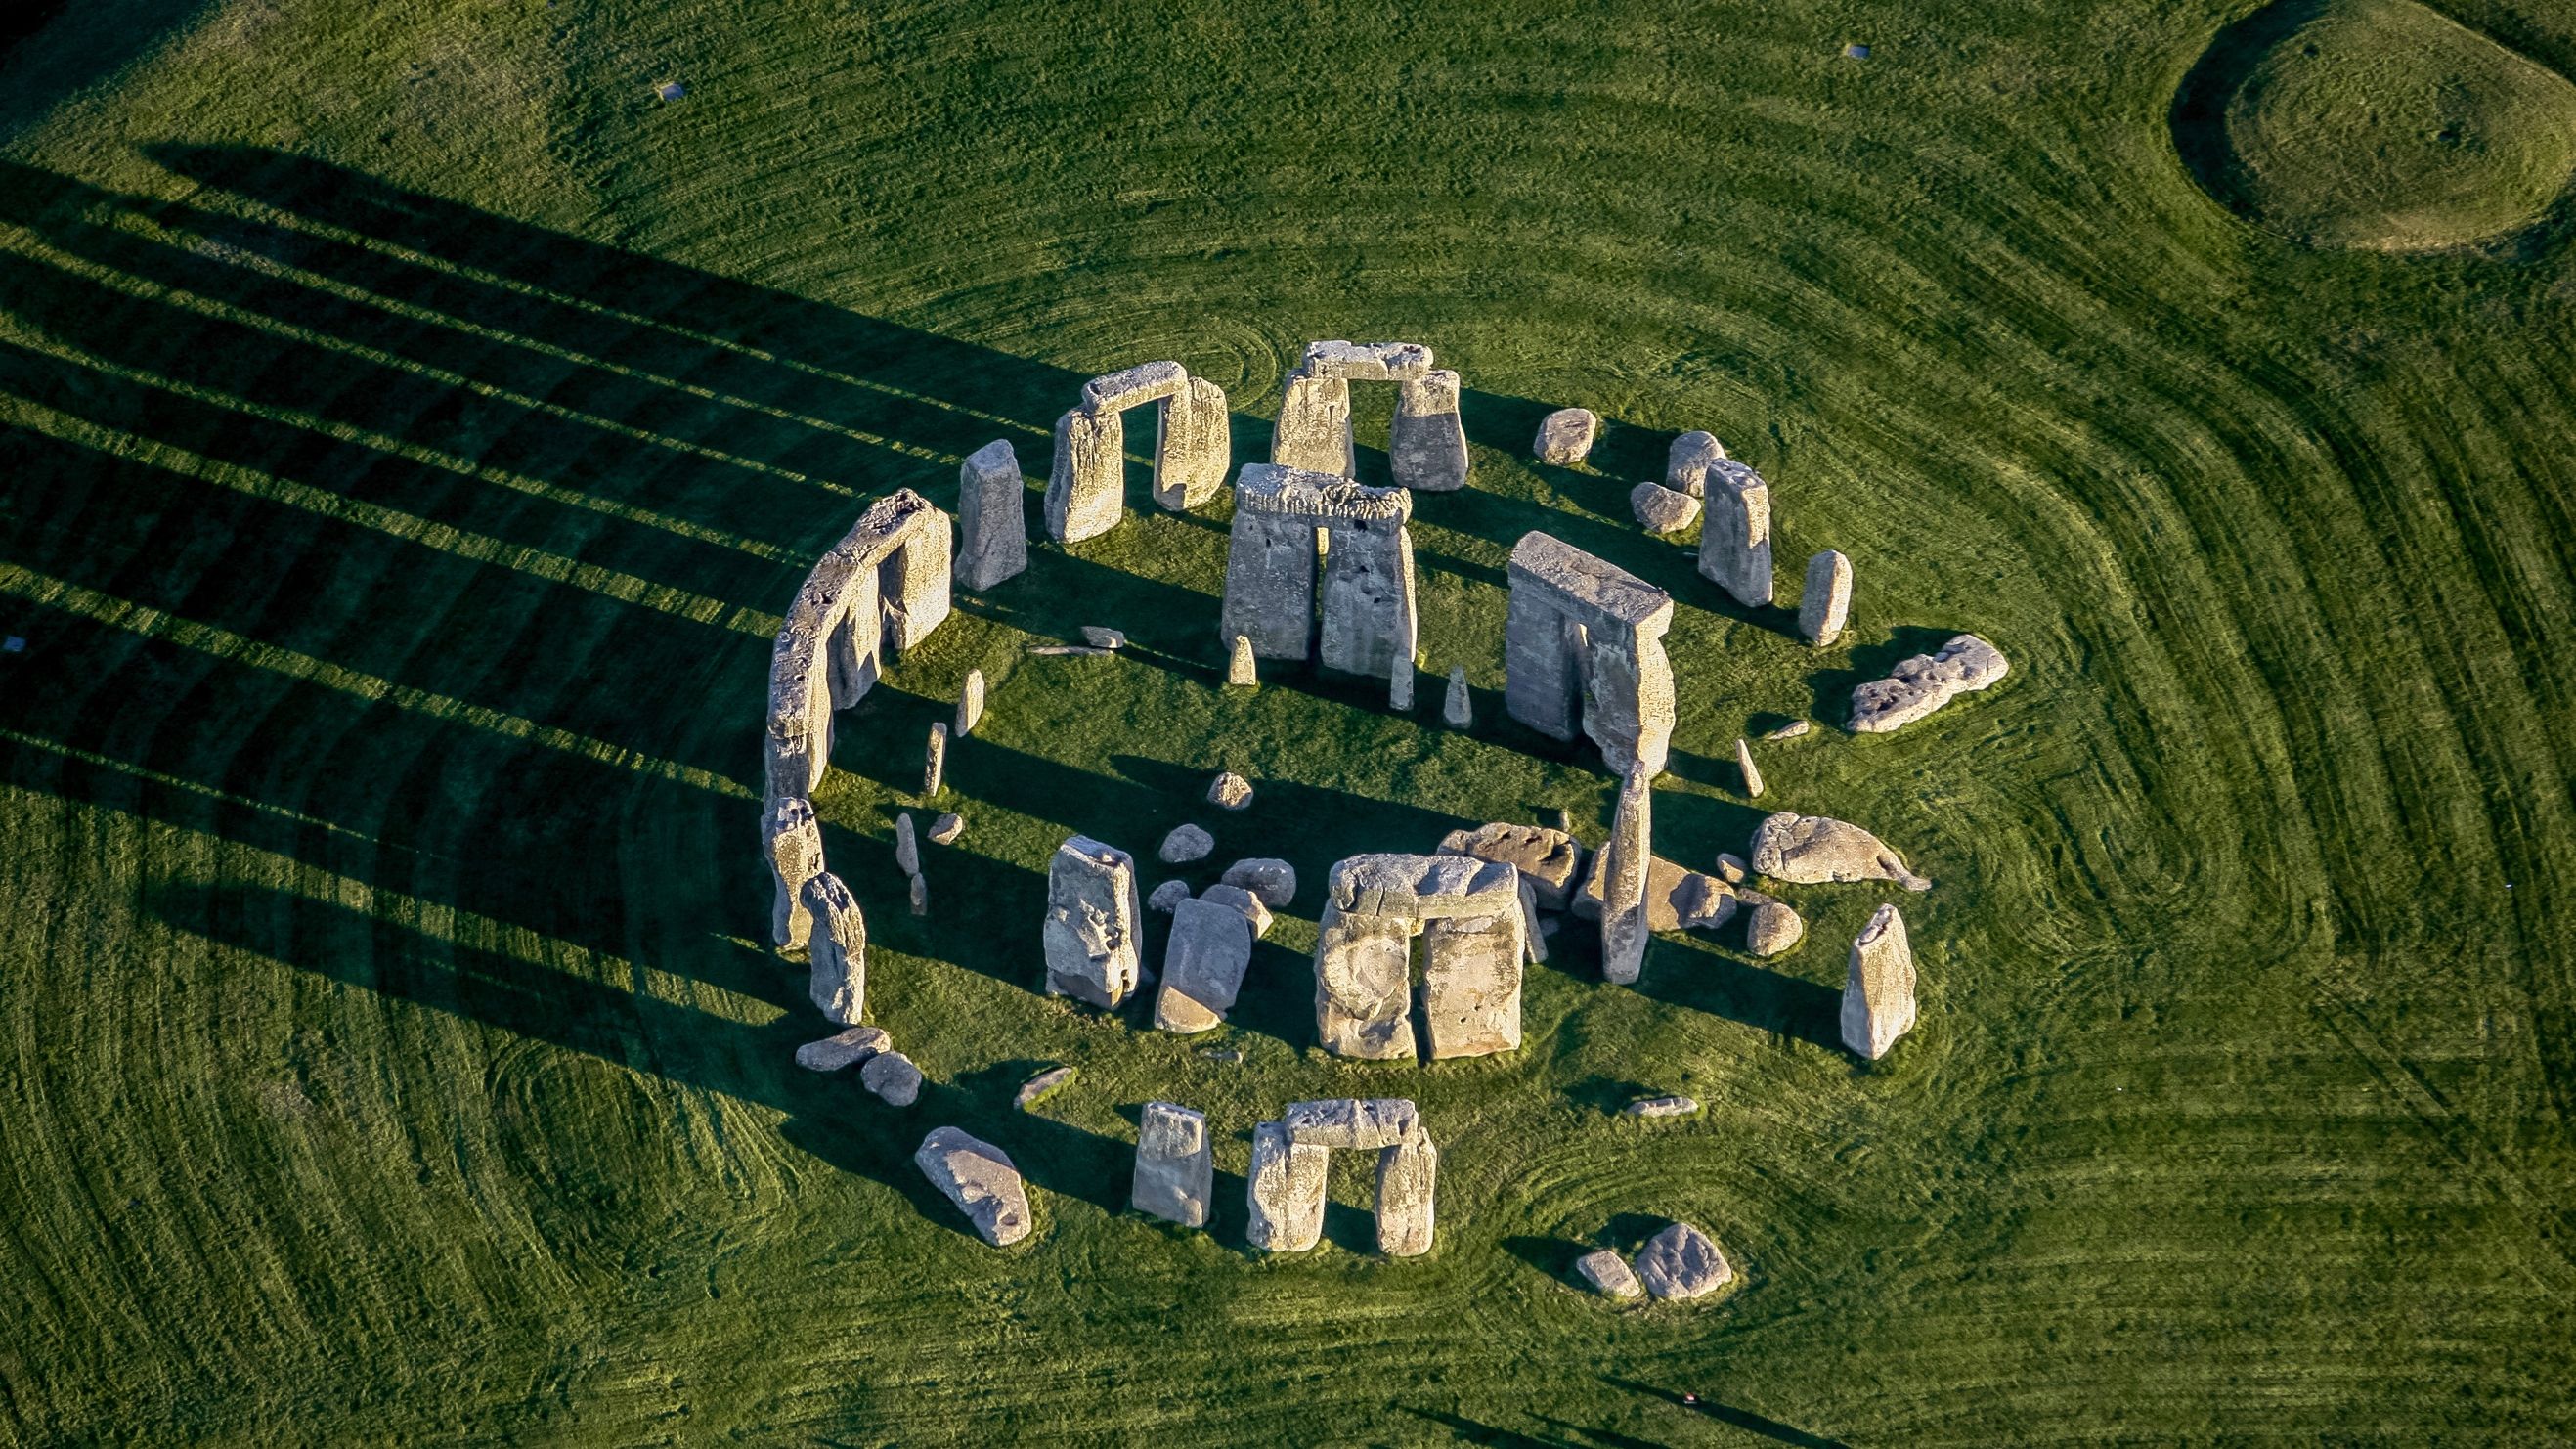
[1506,531,1674,634]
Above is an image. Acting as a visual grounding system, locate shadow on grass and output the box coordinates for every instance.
[1599,1376,1851,1448]
[1804,624,1955,728]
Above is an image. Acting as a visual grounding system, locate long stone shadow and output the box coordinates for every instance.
[1597,1376,1852,1449]
[1631,938,1843,1052]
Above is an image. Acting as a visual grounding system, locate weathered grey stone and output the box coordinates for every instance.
[1422,909,1524,1058]
[803,871,866,1024]
[1208,771,1254,811]
[763,489,951,797]
[1080,626,1126,650]
[1245,1120,1328,1251]
[1598,765,1651,985]
[1714,852,1748,884]
[1200,883,1274,939]
[1577,1248,1643,1299]
[1154,897,1254,1032]
[1042,836,1144,1007]
[1147,879,1191,913]
[1318,505,1417,680]
[914,1126,1032,1247]
[1158,823,1215,864]
[1375,1135,1438,1257]
[1665,430,1726,498]
[1390,651,1415,711]
[1314,856,1524,1061]
[1696,460,1773,609]
[1519,877,1549,965]
[1735,737,1764,798]
[1745,898,1805,957]
[1505,533,1675,776]
[1046,407,1124,544]
[1575,850,1729,932]
[1798,549,1853,646]
[928,812,964,845]
[1284,1097,1421,1150]
[1623,1095,1701,1118]
[1842,903,1918,1060]
[1437,821,1585,910]
[1026,643,1114,657]
[1313,905,1415,1060]
[1082,360,1187,415]
[1131,1101,1213,1228]
[1631,482,1702,534]
[908,871,928,917]
[861,1050,922,1106]
[1301,339,1434,382]
[955,668,985,737]
[1218,464,1324,657]
[1389,368,1469,492]
[1271,371,1354,477]
[923,722,947,797]
[1226,635,1257,686]
[1329,853,1521,921]
[1635,1221,1733,1300]
[1849,634,2009,733]
[794,1024,891,1073]
[1154,374,1231,511]
[894,812,920,877]
[1016,1065,1076,1110]
[1443,666,1472,727]
[1749,812,1930,892]
[956,440,1028,592]
[1221,858,1296,907]
[1534,407,1597,465]
[1766,719,1812,740]
[764,795,824,950]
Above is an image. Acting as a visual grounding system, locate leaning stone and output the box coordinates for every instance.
[1443,666,1472,727]
[1745,899,1806,957]
[1154,897,1253,1032]
[1226,635,1257,686]
[1437,821,1585,910]
[1842,903,1918,1060]
[1221,857,1296,907]
[1631,482,1702,534]
[908,872,928,916]
[1159,823,1215,864]
[1131,1101,1214,1228]
[894,812,920,876]
[1577,1249,1643,1299]
[1765,719,1812,740]
[1735,737,1764,798]
[1199,883,1274,939]
[1698,460,1773,608]
[1015,1065,1076,1110]
[1375,1135,1438,1257]
[923,723,947,797]
[1518,877,1549,965]
[955,439,1028,592]
[1042,837,1145,1007]
[1849,634,2009,733]
[1081,359,1187,415]
[1749,812,1930,891]
[1713,852,1748,884]
[764,795,825,950]
[928,812,964,845]
[1798,549,1854,646]
[1046,407,1125,544]
[1623,1095,1701,1118]
[794,1025,891,1073]
[1208,771,1253,811]
[1635,1221,1733,1300]
[913,1126,1032,1247]
[1598,765,1652,985]
[955,669,985,737]
[1284,1097,1420,1150]
[1534,407,1598,465]
[1389,368,1469,492]
[861,1050,922,1106]
[1245,1120,1329,1251]
[1147,879,1191,913]
[1665,430,1725,498]
[1154,374,1231,510]
[803,872,866,1025]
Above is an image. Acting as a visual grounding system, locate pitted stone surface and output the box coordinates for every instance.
[1271,371,1355,477]
[1714,852,1748,884]
[1245,1120,1328,1252]
[1390,368,1469,492]
[1314,905,1415,1060]
[1799,549,1854,646]
[922,722,947,797]
[1131,1101,1213,1228]
[1437,821,1585,910]
[1375,1135,1438,1257]
[1631,482,1702,533]
[1665,430,1726,497]
[1444,666,1472,727]
[1598,766,1652,985]
[764,795,824,950]
[1147,878,1191,913]
[861,1050,922,1107]
[894,812,920,877]
[1081,360,1187,415]
[929,812,964,845]
[956,440,1028,592]
[1221,857,1297,907]
[1635,1221,1733,1300]
[1318,507,1417,680]
[1284,1098,1421,1150]
[1850,634,2009,733]
[1534,407,1598,465]
[914,1127,1032,1247]
[1578,1249,1643,1299]
[1042,836,1145,1007]
[1329,853,1521,920]
[1749,812,1930,891]
[802,871,866,1025]
[1302,339,1434,382]
[1505,532,1676,775]
[1421,909,1524,1058]
[795,1025,891,1073]
[1221,463,1410,660]
[1735,737,1765,798]
[1226,635,1258,686]
[764,488,950,797]
[1208,770,1254,810]
[1576,850,1728,933]
[1843,903,1918,1060]
[1154,374,1232,510]
[1154,897,1254,1033]
[1698,459,1773,609]
[1745,898,1806,956]
[1046,408,1124,544]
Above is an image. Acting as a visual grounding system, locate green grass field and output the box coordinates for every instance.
[2,0,2573,1442]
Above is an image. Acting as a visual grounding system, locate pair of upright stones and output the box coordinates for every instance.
[1271,340,1468,492]
[1220,464,1419,681]
[1314,854,1527,1061]
[1046,360,1231,544]
[1247,1098,1438,1257]
[1667,430,1853,647]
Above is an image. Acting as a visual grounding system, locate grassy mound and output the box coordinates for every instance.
[2175,0,2576,250]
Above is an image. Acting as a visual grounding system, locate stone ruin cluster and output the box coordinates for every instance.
[754,337,2012,1268]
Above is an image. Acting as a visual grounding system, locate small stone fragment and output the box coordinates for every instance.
[1635,1221,1733,1300]
[1207,771,1254,811]
[1284,1097,1420,1150]
[1842,903,1918,1060]
[1081,625,1126,650]
[1199,882,1274,939]
[1849,634,2009,733]
[955,668,985,737]
[908,872,928,916]
[860,1050,922,1106]
[913,1126,1032,1247]
[929,812,964,845]
[1221,857,1296,907]
[1199,1046,1243,1064]
[1631,482,1703,534]
[1623,1095,1701,1118]
[802,872,866,1025]
[1158,823,1215,864]
[1131,1101,1214,1228]
[922,722,947,797]
[1027,644,1115,656]
[1443,666,1472,727]
[1745,898,1806,957]
[1749,812,1930,891]
[1714,852,1748,884]
[1245,1120,1329,1252]
[1147,879,1191,913]
[794,1025,890,1073]
[1226,634,1258,686]
[1015,1065,1076,1110]
[1798,550,1854,647]
[894,812,921,876]
[1765,719,1812,741]
[1534,407,1598,465]
[1577,1248,1643,1299]
[1735,737,1765,798]
[1437,821,1585,910]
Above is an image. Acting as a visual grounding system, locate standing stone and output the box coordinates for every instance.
[1443,667,1472,727]
[1317,497,1418,681]
[1227,634,1257,686]
[1131,1101,1214,1227]
[1842,903,1918,1060]
[1533,407,1597,465]
[1518,877,1549,965]
[1389,368,1469,492]
[923,722,948,798]
[764,795,825,950]
[908,871,928,916]
[1598,765,1652,985]
[1798,549,1854,646]
[1313,905,1415,1060]
[1219,468,1324,659]
[1665,430,1725,498]
[894,812,920,876]
[1272,370,1354,477]
[1576,1248,1643,1299]
[1504,533,1675,777]
[1635,1221,1733,1300]
[860,1050,922,1106]
[1154,897,1255,1032]
[1390,650,1415,711]
[1749,812,1930,891]
[1421,909,1523,1058]
[1046,407,1125,544]
[1630,482,1702,534]
[1849,634,2010,732]
[1735,737,1765,798]
[914,1126,1033,1247]
[1042,836,1144,1008]
[1698,459,1774,608]
[1375,1135,1438,1257]
[956,440,1028,591]
[1153,374,1231,510]
[1745,897,1805,956]
[1245,1120,1329,1252]
[802,871,866,1024]
[955,669,985,737]
[1315,856,1523,1062]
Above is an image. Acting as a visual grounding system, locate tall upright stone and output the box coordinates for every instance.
[1318,499,1417,681]
[764,794,824,949]
[1245,1120,1329,1252]
[894,812,920,876]
[922,722,948,797]
[1698,459,1773,608]
[1375,1135,1438,1257]
[1041,835,1144,1008]
[1272,371,1354,478]
[1505,532,1675,776]
[1154,375,1232,510]
[764,489,952,797]
[802,870,866,1024]
[1046,408,1125,544]
[1842,903,1918,1060]
[1598,765,1652,986]
[1799,549,1853,646]
[1221,464,1414,674]
[955,668,985,737]
[956,439,1028,591]
[1314,854,1524,1061]
[1389,368,1469,492]
[1131,1101,1214,1228]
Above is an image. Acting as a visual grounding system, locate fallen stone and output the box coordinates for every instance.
[1749,812,1930,891]
[1623,1095,1701,1118]
[1443,666,1472,727]
[1437,821,1585,910]
[764,795,824,950]
[908,871,928,916]
[1577,1248,1643,1299]
[1221,858,1296,907]
[1246,1120,1329,1251]
[1765,719,1812,740]
[1849,634,2008,733]
[1285,1097,1420,1150]
[1131,1101,1213,1228]
[1154,897,1254,1033]
[955,669,985,737]
[1577,852,1737,934]
[922,722,947,797]
[1375,1135,1438,1256]
[861,1050,922,1106]
[894,812,920,876]
[914,1126,1032,1247]
[1665,431,1725,498]
[1631,482,1702,534]
[1798,550,1853,647]
[1635,1221,1733,1300]
[1713,852,1747,884]
[928,812,964,845]
[1208,771,1254,811]
[1159,823,1215,864]
[1199,1047,1242,1064]
[1842,903,1918,1060]
[1200,882,1273,939]
[955,440,1028,592]
[1027,644,1115,657]
[1080,626,1126,650]
[1534,407,1598,465]
[1147,879,1191,913]
[1735,737,1764,798]
[794,1025,890,1073]
[803,871,866,1025]
[1016,1065,1076,1110]
[1745,898,1806,957]
[1226,635,1257,686]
